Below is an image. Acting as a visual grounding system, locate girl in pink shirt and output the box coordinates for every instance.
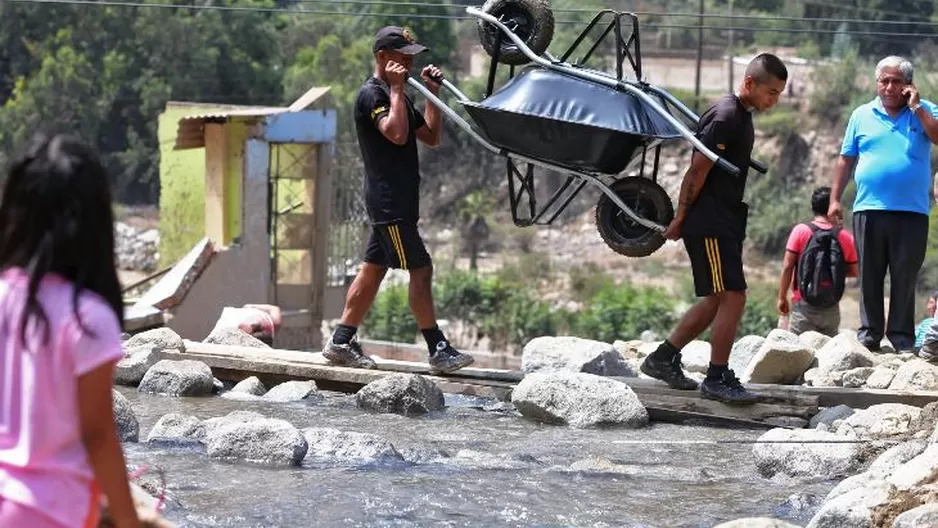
[0,134,140,527]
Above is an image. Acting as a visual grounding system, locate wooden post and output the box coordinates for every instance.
[203,123,229,244]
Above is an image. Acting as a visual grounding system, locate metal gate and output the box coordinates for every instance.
[267,141,368,349]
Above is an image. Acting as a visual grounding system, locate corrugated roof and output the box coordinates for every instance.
[172,86,332,150]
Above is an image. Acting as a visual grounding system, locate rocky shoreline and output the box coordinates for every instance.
[114,326,938,527]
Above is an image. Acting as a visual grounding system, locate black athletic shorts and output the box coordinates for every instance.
[684,236,746,296]
[363,221,432,270]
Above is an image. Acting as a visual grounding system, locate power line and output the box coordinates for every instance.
[290,0,938,29]
[8,0,938,39]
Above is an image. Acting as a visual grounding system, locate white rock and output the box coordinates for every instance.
[837,404,923,441]
[729,335,766,375]
[521,336,635,377]
[888,360,938,391]
[752,428,864,479]
[742,338,815,384]
[511,372,649,429]
[864,368,897,389]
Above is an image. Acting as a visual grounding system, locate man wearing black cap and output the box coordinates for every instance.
[323,26,475,375]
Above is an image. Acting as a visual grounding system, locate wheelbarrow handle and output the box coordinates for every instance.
[750,159,769,174]
[715,157,741,177]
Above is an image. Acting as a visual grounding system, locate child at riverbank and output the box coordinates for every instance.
[0,134,141,527]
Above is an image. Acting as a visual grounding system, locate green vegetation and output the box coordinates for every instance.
[363,262,779,353]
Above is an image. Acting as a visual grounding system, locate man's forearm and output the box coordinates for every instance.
[675,167,707,219]
[778,265,794,301]
[830,156,854,202]
[914,106,938,144]
[424,99,443,145]
[384,86,410,143]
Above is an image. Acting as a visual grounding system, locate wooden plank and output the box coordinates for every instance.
[175,341,817,426]
[133,238,215,310]
[276,213,314,250]
[156,349,510,400]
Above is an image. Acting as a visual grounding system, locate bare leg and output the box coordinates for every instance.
[339,263,388,327]
[667,295,721,348]
[408,265,437,329]
[709,291,746,366]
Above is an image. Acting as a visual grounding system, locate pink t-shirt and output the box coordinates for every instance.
[785,220,858,303]
[0,268,124,527]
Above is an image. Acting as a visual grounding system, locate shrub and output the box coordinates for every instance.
[571,282,678,343]
[362,283,417,343]
[755,109,802,140]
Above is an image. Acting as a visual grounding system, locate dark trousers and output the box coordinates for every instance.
[853,210,929,349]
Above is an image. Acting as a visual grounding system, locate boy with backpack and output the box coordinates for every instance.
[777,186,859,336]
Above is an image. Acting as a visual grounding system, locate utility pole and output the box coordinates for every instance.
[694,0,704,113]
[727,0,734,94]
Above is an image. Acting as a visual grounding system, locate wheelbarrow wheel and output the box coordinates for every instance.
[595,177,674,258]
[478,0,554,66]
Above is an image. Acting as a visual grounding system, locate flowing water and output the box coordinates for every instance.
[119,387,833,528]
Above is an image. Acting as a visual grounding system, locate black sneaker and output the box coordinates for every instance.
[700,370,760,405]
[640,352,699,390]
[322,335,377,369]
[860,338,882,352]
[428,341,474,375]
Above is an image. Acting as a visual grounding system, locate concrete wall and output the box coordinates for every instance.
[166,139,271,340]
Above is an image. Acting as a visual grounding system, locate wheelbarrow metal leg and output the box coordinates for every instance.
[503,152,667,233]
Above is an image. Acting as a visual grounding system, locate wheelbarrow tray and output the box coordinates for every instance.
[461,66,685,174]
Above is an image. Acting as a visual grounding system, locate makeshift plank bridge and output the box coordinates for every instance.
[158,341,938,429]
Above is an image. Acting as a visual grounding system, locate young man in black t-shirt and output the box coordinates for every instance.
[640,53,788,404]
[323,26,474,374]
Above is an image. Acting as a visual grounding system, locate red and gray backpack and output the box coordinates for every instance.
[796,223,847,308]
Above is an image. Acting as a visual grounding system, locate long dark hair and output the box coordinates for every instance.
[0,133,124,346]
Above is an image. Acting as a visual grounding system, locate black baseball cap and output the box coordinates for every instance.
[373,26,429,55]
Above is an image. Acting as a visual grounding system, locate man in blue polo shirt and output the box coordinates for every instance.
[828,55,938,353]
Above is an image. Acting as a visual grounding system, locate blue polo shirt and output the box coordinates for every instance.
[841,97,937,215]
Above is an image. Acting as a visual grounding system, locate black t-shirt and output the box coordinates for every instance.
[354,76,427,224]
[681,94,755,240]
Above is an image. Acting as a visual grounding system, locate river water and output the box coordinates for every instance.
[119,387,833,528]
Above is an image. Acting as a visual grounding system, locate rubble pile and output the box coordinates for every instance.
[115,222,159,272]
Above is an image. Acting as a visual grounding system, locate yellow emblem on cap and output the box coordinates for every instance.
[402,28,416,43]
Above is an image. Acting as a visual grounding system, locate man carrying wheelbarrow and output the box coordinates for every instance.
[323,25,475,375]
[640,53,788,404]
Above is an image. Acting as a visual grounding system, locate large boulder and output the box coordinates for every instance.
[138,360,215,397]
[230,376,267,396]
[112,390,139,442]
[742,337,815,384]
[888,360,938,392]
[521,336,635,377]
[729,335,766,375]
[123,327,184,352]
[814,333,877,374]
[145,413,205,444]
[511,372,648,429]
[204,418,308,466]
[114,346,160,386]
[836,404,923,441]
[752,428,865,479]
[301,428,403,465]
[356,374,445,416]
[203,327,271,349]
[263,381,323,403]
